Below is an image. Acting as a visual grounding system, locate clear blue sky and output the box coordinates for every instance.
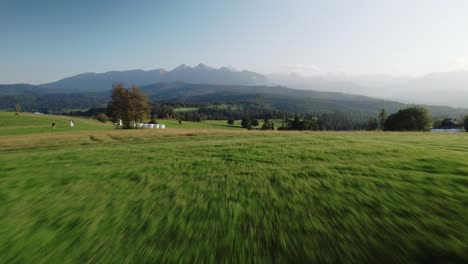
[1,0,468,84]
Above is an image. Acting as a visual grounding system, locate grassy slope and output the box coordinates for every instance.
[0,112,251,135]
[0,111,112,135]
[0,129,467,263]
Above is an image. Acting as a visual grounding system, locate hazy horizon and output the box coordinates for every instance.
[2,0,468,84]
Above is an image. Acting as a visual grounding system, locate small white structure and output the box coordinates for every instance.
[431,128,464,133]
[135,123,165,129]
[70,120,74,127]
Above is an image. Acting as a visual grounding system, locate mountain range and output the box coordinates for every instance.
[39,63,271,93]
[0,64,467,118]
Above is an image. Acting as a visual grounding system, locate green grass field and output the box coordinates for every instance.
[0,112,112,135]
[0,115,467,262]
[0,112,247,135]
[0,111,281,135]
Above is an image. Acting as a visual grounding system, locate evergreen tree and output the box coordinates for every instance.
[291,115,301,130]
[261,118,275,130]
[378,109,387,129]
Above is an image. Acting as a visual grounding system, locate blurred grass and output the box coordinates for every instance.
[0,130,467,263]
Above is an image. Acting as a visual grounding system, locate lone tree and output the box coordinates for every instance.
[464,115,468,132]
[15,103,21,115]
[378,108,387,129]
[107,83,151,129]
[384,106,432,131]
[227,118,235,125]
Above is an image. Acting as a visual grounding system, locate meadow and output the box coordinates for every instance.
[0,111,279,136]
[0,114,467,263]
[0,111,112,135]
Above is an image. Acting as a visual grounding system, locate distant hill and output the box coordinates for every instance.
[399,71,468,107]
[0,84,41,96]
[1,82,465,119]
[273,71,468,108]
[139,83,467,118]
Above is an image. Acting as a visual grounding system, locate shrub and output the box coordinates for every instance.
[261,119,275,130]
[227,118,235,125]
[241,117,252,129]
[252,119,259,127]
[95,113,109,123]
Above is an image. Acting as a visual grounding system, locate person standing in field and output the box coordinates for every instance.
[52,122,56,128]
[70,119,74,127]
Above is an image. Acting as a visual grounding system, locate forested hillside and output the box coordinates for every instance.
[1,82,467,120]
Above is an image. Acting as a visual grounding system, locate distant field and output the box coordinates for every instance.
[173,107,198,112]
[0,128,467,262]
[173,104,241,112]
